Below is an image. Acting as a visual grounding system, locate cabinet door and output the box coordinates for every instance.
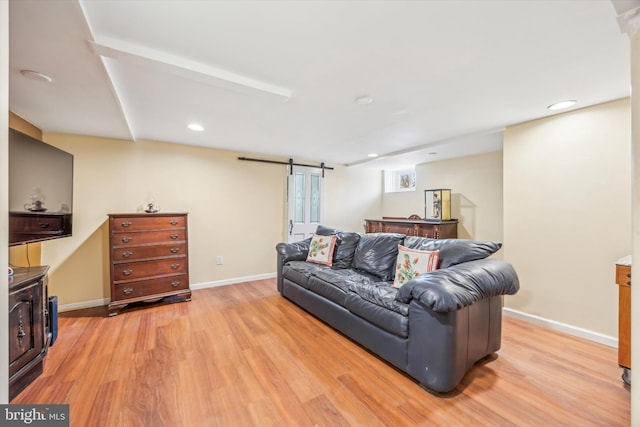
[9,280,44,376]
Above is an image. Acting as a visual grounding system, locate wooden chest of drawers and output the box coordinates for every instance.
[108,213,191,316]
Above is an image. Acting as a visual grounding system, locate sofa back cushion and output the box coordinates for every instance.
[316,225,361,269]
[403,236,502,269]
[352,233,405,281]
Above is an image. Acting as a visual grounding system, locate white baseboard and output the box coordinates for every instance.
[502,307,618,348]
[59,298,109,313]
[190,272,277,291]
[57,273,277,313]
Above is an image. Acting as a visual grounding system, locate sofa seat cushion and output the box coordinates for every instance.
[306,268,386,306]
[283,261,329,288]
[344,293,409,338]
[348,282,408,316]
[313,268,385,291]
[307,276,348,306]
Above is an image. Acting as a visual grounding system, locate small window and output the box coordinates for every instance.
[384,168,416,193]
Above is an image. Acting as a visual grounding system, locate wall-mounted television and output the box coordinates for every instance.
[8,128,74,245]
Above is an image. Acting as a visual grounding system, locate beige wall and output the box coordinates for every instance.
[382,151,504,244]
[325,166,382,233]
[20,133,381,307]
[503,98,631,337]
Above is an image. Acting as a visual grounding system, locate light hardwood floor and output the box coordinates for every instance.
[12,279,630,426]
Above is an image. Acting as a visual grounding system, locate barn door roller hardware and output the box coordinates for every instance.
[238,157,333,177]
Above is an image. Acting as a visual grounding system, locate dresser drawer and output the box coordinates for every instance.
[112,229,186,246]
[384,224,415,235]
[113,257,187,282]
[111,215,186,232]
[113,275,189,300]
[111,243,187,262]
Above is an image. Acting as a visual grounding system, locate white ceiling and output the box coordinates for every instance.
[8,0,630,169]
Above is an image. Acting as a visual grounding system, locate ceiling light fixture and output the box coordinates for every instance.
[368,153,379,158]
[187,123,204,131]
[355,95,374,105]
[20,69,53,83]
[547,100,576,111]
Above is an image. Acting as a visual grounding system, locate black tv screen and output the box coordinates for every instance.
[9,128,73,245]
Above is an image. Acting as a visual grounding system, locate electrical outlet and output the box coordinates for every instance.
[216,256,223,265]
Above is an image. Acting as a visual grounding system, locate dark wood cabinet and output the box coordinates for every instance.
[108,213,191,316]
[365,218,458,239]
[9,266,50,400]
[9,212,72,245]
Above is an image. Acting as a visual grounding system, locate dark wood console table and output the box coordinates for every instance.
[9,266,50,400]
[364,218,458,239]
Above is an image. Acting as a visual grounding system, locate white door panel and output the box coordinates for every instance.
[286,166,324,243]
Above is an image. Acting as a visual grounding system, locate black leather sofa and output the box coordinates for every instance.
[275,226,519,393]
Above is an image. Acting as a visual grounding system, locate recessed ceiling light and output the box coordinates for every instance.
[368,153,379,158]
[20,69,53,83]
[355,95,374,105]
[548,100,576,111]
[187,123,204,131]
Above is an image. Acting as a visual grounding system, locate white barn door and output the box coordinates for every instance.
[286,165,324,242]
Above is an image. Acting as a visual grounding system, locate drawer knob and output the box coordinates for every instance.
[38,222,50,229]
[171,280,180,287]
[171,263,180,270]
[122,251,133,258]
[123,268,133,276]
[169,234,179,240]
[170,247,179,254]
[123,287,134,295]
[170,220,178,226]
[122,236,132,243]
[121,221,132,227]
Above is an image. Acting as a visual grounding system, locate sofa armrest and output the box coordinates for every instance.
[276,238,312,294]
[276,238,312,264]
[396,259,519,312]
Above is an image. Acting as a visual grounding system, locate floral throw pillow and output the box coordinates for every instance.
[306,234,337,266]
[393,245,440,288]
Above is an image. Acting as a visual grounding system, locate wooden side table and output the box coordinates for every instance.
[616,256,632,385]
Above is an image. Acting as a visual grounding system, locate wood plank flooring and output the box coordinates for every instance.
[11,279,630,426]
